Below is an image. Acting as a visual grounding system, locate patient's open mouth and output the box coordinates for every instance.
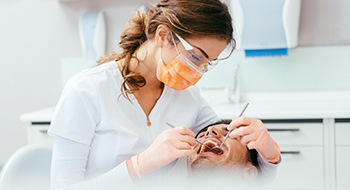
[198,139,223,155]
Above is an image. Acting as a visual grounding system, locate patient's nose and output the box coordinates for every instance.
[205,127,222,138]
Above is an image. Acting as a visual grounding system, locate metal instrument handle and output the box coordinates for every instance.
[281,151,301,154]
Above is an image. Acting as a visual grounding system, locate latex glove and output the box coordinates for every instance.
[131,126,196,178]
[228,117,281,163]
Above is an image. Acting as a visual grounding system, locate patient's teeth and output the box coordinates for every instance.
[199,140,218,153]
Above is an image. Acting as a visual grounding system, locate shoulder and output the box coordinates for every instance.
[63,61,121,95]
[70,61,120,84]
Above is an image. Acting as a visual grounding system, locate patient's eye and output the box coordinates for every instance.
[197,132,205,138]
[221,127,229,135]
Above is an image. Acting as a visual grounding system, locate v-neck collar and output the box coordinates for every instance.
[130,85,169,118]
[114,62,172,127]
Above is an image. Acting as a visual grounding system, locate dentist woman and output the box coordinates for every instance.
[48,0,280,189]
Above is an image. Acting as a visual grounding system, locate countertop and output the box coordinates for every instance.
[20,91,350,122]
[209,91,350,119]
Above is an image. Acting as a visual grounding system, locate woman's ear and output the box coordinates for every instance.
[242,163,258,181]
[155,24,170,48]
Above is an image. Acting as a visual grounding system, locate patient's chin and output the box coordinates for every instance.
[188,166,252,188]
[190,161,240,178]
[188,160,257,184]
[189,158,220,170]
[187,158,259,188]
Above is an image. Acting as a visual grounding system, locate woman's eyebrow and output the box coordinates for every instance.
[192,45,209,59]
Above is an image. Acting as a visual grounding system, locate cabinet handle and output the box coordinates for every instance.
[39,129,48,133]
[268,128,300,132]
[281,151,301,154]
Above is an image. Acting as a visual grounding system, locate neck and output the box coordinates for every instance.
[121,40,163,91]
[140,40,163,88]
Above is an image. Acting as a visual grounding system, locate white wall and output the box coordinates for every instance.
[0,0,142,166]
[0,1,78,165]
[198,45,350,93]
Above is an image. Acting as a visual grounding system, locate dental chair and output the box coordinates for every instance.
[0,143,52,190]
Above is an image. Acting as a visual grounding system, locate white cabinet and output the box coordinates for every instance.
[27,124,52,144]
[264,121,325,190]
[20,107,54,144]
[335,121,350,190]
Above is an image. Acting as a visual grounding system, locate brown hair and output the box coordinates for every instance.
[98,0,234,99]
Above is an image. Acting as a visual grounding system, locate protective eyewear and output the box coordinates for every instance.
[170,32,234,73]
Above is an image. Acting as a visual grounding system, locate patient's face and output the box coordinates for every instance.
[187,124,258,186]
[187,124,257,180]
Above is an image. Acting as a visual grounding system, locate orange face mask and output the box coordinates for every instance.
[157,56,203,90]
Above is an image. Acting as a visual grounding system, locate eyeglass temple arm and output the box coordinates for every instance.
[174,33,193,51]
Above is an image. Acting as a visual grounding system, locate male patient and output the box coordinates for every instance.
[187,122,260,185]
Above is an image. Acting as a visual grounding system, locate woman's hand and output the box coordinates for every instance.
[227,117,281,163]
[131,126,197,178]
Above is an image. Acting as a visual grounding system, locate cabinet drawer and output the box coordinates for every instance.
[335,123,350,145]
[336,147,350,190]
[265,123,323,146]
[269,146,324,190]
[27,125,53,144]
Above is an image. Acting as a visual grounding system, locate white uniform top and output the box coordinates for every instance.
[48,61,222,189]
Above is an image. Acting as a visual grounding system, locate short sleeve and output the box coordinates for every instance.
[48,74,101,145]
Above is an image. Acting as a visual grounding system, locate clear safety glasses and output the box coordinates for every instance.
[170,32,234,74]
